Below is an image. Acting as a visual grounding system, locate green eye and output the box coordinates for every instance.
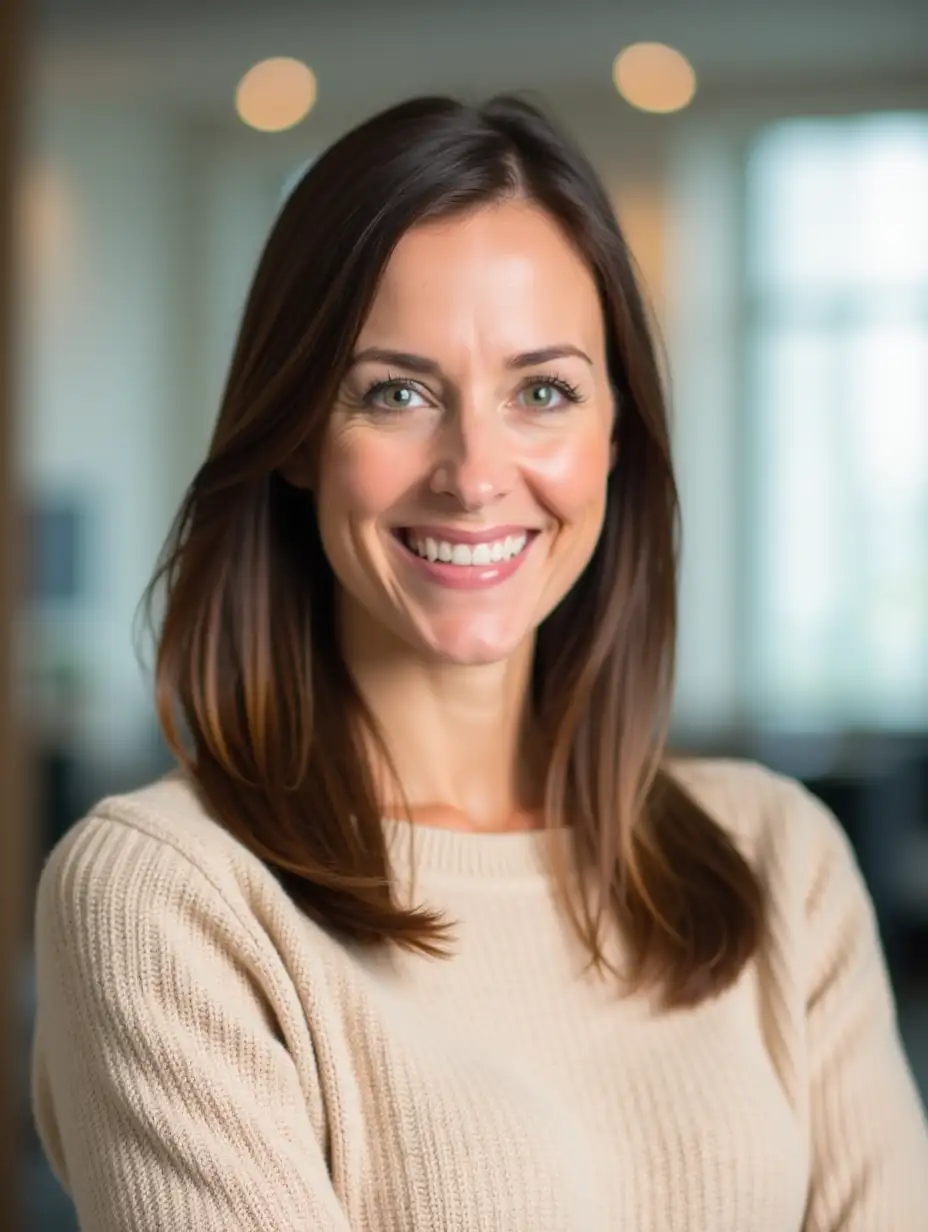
[382,386,414,407]
[525,384,558,407]
[519,378,582,410]
[362,380,428,412]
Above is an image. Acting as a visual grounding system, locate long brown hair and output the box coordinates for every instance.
[145,94,764,1009]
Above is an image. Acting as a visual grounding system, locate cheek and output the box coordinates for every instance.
[320,433,418,522]
[527,429,612,522]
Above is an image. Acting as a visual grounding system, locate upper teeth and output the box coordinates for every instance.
[405,532,529,566]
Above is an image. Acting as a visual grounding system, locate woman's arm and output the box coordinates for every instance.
[796,783,928,1231]
[31,812,354,1232]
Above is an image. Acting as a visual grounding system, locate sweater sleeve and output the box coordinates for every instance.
[31,811,353,1232]
[794,783,928,1231]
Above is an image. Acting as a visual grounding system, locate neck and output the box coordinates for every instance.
[339,613,543,833]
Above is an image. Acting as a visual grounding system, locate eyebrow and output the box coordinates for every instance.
[347,344,593,374]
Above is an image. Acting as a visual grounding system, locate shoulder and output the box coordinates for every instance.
[31,773,338,1184]
[32,771,345,1082]
[668,755,847,850]
[666,755,868,920]
[43,769,267,877]
[34,770,293,959]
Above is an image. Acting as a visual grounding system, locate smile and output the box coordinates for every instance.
[390,527,539,590]
[400,529,529,566]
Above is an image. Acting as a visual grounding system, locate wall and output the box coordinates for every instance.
[19,99,210,768]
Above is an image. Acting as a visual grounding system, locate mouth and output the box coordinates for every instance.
[392,527,539,568]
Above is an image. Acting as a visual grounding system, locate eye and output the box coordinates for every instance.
[361,378,430,413]
[517,377,583,411]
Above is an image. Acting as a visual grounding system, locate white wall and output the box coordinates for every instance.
[19,99,199,762]
[17,98,294,770]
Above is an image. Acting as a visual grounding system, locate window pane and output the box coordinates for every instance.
[748,122,850,297]
[752,325,845,721]
[747,114,928,298]
[751,318,928,725]
[844,320,928,723]
[851,119,928,291]
[746,113,928,728]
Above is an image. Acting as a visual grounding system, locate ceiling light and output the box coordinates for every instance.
[613,43,696,114]
[236,57,317,133]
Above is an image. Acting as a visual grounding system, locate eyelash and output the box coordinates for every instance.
[359,372,586,412]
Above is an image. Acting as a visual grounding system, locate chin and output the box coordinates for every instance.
[433,644,518,667]
[411,621,529,667]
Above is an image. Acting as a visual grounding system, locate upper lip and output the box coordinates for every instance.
[395,524,539,545]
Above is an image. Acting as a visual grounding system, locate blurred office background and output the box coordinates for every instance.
[9,0,928,1225]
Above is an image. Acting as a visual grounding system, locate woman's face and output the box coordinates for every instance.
[314,199,615,666]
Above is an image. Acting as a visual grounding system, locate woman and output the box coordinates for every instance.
[32,94,928,1231]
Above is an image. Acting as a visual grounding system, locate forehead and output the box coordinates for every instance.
[357,201,605,356]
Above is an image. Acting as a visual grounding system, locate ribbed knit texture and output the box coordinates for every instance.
[31,759,928,1231]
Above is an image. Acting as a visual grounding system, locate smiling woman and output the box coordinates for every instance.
[30,94,928,1232]
[280,201,617,669]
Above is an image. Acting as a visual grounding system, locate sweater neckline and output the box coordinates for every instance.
[380,816,574,880]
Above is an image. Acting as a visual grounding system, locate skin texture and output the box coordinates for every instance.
[291,200,616,831]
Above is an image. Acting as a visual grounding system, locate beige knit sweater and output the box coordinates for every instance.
[32,758,928,1231]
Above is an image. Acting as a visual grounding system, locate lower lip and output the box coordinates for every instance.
[391,532,537,590]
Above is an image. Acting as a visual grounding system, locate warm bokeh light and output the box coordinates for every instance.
[612,43,696,114]
[235,57,317,133]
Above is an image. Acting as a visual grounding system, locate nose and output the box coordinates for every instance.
[428,403,516,511]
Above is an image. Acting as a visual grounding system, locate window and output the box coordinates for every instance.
[745,113,928,728]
